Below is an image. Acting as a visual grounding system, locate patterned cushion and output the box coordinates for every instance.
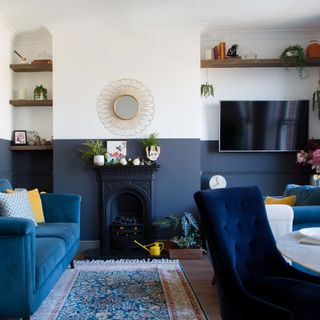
[0,190,37,226]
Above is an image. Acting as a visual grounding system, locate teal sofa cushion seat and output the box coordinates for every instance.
[36,222,79,252]
[36,237,65,289]
[283,184,320,206]
[0,179,12,192]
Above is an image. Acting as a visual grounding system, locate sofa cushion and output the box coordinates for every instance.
[283,184,320,206]
[265,195,296,206]
[0,179,12,192]
[0,191,37,226]
[36,222,79,252]
[36,237,65,288]
[6,188,45,223]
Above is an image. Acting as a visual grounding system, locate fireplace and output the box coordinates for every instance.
[97,165,159,250]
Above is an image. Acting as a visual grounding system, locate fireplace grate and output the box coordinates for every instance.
[110,216,145,249]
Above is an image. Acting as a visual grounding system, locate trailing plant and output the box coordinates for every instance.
[279,45,308,79]
[201,82,214,98]
[79,139,107,161]
[152,212,201,248]
[312,72,320,119]
[201,69,214,98]
[140,132,159,147]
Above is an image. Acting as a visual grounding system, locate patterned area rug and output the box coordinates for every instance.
[32,259,207,320]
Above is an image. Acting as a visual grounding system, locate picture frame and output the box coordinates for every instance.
[106,140,127,163]
[13,130,27,145]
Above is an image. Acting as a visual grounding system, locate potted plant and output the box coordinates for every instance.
[33,84,48,100]
[141,132,161,162]
[152,212,203,259]
[280,45,308,79]
[201,69,214,98]
[79,139,107,166]
[312,78,320,119]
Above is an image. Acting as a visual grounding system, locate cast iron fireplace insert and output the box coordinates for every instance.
[97,165,159,251]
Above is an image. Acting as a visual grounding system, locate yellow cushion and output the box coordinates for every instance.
[6,188,45,223]
[264,195,296,206]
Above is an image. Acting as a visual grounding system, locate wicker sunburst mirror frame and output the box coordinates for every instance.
[97,78,155,136]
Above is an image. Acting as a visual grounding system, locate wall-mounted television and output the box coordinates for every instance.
[219,100,309,152]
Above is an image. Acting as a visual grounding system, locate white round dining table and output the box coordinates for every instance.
[276,231,320,273]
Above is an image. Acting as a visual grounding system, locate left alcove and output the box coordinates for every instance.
[10,27,53,192]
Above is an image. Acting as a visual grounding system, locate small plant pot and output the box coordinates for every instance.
[93,155,105,166]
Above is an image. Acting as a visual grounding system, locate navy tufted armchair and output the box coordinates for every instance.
[194,186,320,320]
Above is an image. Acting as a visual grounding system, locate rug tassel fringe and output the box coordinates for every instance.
[75,258,179,265]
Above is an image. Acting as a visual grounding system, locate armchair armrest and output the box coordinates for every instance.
[0,217,36,317]
[40,193,81,223]
[0,217,35,235]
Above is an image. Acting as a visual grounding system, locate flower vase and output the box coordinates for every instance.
[311,165,320,186]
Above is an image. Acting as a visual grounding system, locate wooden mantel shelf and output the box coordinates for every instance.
[10,63,52,72]
[201,58,320,68]
[10,145,53,151]
[9,99,53,107]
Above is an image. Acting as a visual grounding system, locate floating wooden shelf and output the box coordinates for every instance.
[10,63,52,72]
[9,99,53,107]
[201,58,320,68]
[10,145,53,151]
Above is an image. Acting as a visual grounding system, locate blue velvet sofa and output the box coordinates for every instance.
[282,184,320,231]
[0,179,81,320]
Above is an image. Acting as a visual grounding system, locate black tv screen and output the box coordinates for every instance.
[219,100,309,152]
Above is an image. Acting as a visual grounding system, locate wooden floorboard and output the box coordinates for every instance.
[180,256,221,320]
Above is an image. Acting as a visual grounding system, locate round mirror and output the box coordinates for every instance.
[113,95,139,120]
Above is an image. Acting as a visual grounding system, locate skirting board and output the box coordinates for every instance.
[79,240,100,252]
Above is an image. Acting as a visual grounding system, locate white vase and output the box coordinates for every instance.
[93,155,105,166]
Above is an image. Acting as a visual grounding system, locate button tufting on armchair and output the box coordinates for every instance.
[0,179,81,320]
[194,186,320,320]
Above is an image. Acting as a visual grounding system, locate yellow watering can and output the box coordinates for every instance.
[134,240,164,256]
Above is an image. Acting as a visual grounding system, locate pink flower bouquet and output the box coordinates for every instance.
[296,139,320,169]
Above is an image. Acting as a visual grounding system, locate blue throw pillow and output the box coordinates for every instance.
[283,184,320,206]
[0,190,37,226]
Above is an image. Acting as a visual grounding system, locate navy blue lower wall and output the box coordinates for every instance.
[201,140,309,195]
[12,150,53,192]
[53,139,201,241]
[0,138,12,181]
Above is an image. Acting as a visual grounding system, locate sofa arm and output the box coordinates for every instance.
[0,217,35,235]
[0,217,36,318]
[292,206,320,223]
[40,193,81,223]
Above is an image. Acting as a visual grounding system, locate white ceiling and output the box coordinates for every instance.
[0,0,320,34]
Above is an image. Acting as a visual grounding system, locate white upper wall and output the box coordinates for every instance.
[0,15,14,140]
[201,30,320,140]
[51,24,201,139]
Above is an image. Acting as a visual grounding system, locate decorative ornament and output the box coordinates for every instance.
[97,78,155,136]
[119,158,128,166]
[133,158,140,166]
[146,146,161,161]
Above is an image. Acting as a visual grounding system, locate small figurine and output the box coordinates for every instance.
[227,44,239,58]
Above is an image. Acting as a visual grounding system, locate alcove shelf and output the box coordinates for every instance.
[9,145,53,151]
[9,99,53,107]
[201,58,320,68]
[10,63,52,72]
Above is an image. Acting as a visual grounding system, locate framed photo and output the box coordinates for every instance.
[106,140,127,163]
[13,130,27,145]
